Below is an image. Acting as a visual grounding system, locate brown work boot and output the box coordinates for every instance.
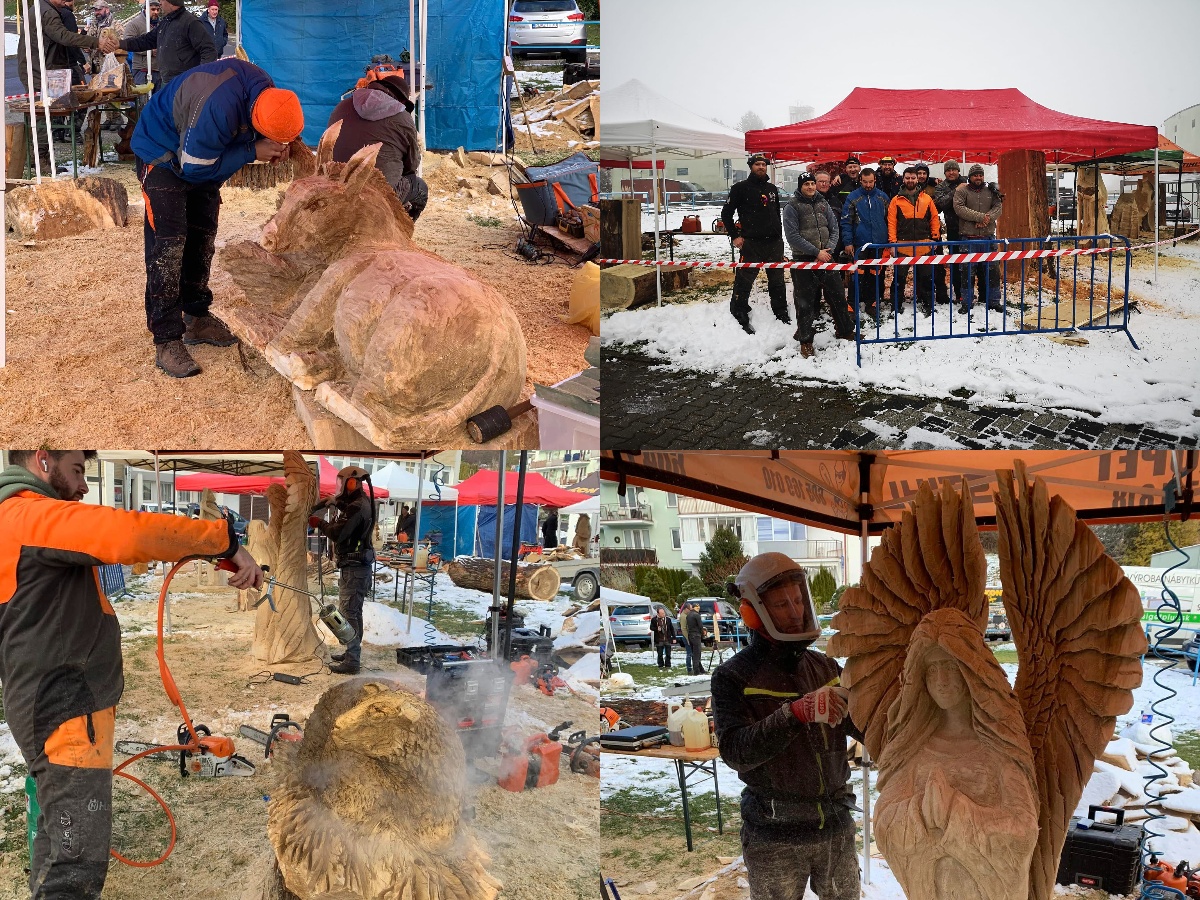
[800,343,815,359]
[182,313,237,347]
[155,340,202,378]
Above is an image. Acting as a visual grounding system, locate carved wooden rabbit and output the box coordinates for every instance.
[220,121,527,447]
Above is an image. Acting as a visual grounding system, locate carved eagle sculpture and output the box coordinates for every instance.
[828,462,1147,900]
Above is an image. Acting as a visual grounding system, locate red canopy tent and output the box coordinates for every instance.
[174,457,390,499]
[454,469,583,507]
[745,88,1158,165]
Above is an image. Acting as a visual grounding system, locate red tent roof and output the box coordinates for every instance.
[745,88,1158,165]
[455,469,584,507]
[174,457,389,499]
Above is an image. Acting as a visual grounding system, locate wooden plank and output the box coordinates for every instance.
[293,385,383,451]
[600,263,690,310]
[540,225,594,257]
[600,198,642,263]
[589,95,600,139]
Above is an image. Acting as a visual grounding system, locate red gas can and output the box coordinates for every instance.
[498,734,562,792]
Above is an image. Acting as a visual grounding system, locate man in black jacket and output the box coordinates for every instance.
[875,155,902,198]
[119,0,216,86]
[830,155,861,210]
[650,606,676,669]
[933,160,967,303]
[684,602,706,675]
[720,154,787,334]
[310,466,377,675]
[714,553,862,900]
[783,173,853,356]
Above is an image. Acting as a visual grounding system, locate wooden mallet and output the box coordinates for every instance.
[466,400,534,444]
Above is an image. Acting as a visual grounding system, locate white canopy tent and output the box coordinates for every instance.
[371,461,458,502]
[557,493,597,554]
[599,78,746,306]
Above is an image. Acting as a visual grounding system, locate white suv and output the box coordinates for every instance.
[509,0,587,64]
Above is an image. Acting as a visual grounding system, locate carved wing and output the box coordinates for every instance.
[994,462,1148,900]
[828,479,987,760]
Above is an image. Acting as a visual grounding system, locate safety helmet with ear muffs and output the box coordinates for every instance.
[337,465,369,496]
[729,552,819,643]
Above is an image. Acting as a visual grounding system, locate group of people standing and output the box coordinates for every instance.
[719,153,1005,357]
[650,602,708,676]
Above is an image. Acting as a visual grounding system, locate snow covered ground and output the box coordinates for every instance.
[605,211,1200,438]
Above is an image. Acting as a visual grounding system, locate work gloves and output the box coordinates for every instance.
[790,685,849,725]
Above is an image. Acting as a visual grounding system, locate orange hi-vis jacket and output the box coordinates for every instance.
[886,189,941,258]
[0,476,237,761]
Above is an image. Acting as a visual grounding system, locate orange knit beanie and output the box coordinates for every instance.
[252,88,304,143]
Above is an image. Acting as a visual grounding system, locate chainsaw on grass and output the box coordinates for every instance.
[114,721,257,778]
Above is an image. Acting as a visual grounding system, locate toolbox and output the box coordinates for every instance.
[395,644,476,674]
[598,725,670,752]
[1055,805,1144,894]
[425,657,513,759]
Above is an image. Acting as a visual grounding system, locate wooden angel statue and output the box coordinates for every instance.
[828,462,1147,900]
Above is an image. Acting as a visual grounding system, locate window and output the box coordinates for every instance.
[666,492,678,507]
[630,530,647,550]
[142,481,152,502]
[671,528,681,550]
[712,516,742,539]
[756,517,807,541]
[676,168,689,176]
[681,518,706,543]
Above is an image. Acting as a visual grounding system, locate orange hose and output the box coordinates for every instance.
[110,557,209,866]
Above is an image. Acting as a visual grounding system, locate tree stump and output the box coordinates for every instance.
[76,175,128,226]
[600,197,642,264]
[5,181,117,240]
[996,150,1049,283]
[446,557,561,601]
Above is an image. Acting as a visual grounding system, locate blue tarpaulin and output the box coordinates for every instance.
[241,0,504,150]
[476,504,538,560]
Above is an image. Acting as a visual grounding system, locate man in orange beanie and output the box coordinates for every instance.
[131,58,303,377]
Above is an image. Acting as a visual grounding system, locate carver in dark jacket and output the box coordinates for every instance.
[933,160,968,303]
[783,173,853,356]
[714,553,862,900]
[132,58,302,378]
[328,73,429,221]
[0,450,261,900]
[684,603,706,675]
[650,606,676,669]
[720,154,787,334]
[119,0,217,86]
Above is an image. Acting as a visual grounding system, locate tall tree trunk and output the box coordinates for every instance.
[996,150,1049,283]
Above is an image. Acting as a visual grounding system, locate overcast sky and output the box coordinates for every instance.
[602,0,1199,132]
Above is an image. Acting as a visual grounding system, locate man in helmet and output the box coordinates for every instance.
[711,553,862,900]
[309,466,376,675]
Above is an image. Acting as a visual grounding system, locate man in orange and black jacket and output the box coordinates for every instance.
[0,449,262,899]
[887,167,942,316]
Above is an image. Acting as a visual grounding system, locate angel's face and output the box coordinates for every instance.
[925,656,968,711]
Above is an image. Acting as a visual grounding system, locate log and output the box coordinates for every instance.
[600,262,689,310]
[5,124,27,179]
[5,180,116,241]
[76,176,128,227]
[446,557,561,602]
[600,198,642,265]
[996,149,1048,283]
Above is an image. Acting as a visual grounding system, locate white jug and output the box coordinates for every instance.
[667,699,687,747]
[681,701,710,752]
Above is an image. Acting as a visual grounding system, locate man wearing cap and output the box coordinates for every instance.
[784,172,853,357]
[720,154,788,334]
[954,164,1005,314]
[875,155,902,198]
[841,166,890,319]
[131,57,303,377]
[119,0,217,87]
[201,1,229,57]
[123,0,162,86]
[713,554,863,900]
[328,73,429,221]
[831,156,861,209]
[887,166,941,316]
[934,160,968,304]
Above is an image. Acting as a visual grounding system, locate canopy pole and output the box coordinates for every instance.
[1176,158,1184,239]
[146,0,153,96]
[405,454,427,633]
[489,455,507,655]
[1154,147,1159,284]
[1,82,6,367]
[858,451,873,887]
[234,0,241,52]
[31,0,59,179]
[652,141,662,307]
[20,0,42,182]
[409,0,415,94]
[1054,151,1060,227]
[418,0,428,152]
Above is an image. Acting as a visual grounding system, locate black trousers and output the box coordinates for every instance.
[137,160,222,344]
[687,635,705,674]
[742,821,860,900]
[791,264,852,344]
[891,263,936,309]
[655,641,672,667]
[730,236,787,320]
[337,562,372,665]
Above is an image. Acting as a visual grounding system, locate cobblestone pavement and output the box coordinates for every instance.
[604,347,1198,450]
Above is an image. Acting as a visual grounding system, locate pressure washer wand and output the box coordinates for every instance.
[255,570,356,645]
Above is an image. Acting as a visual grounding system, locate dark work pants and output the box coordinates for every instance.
[137,159,222,344]
[25,708,116,900]
[731,236,787,321]
[962,261,1002,308]
[337,563,371,665]
[791,265,852,345]
[853,266,883,315]
[891,263,935,309]
[742,822,860,900]
[655,641,672,667]
[399,173,429,221]
[688,635,705,674]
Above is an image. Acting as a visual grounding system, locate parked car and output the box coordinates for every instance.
[985,605,1011,642]
[608,599,653,648]
[508,0,587,63]
[1165,197,1193,222]
[686,597,748,646]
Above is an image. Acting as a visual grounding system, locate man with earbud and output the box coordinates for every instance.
[712,553,863,900]
[0,449,262,899]
[309,466,376,674]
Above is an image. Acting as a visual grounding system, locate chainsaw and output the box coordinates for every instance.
[114,721,257,778]
[238,713,304,759]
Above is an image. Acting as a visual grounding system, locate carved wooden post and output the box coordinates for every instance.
[996,150,1049,283]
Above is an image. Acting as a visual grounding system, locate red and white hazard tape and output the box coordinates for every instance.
[597,226,1200,270]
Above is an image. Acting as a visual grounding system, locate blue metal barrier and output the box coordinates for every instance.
[850,234,1137,366]
[98,563,128,600]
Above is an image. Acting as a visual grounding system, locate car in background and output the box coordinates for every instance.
[687,597,748,647]
[508,0,587,64]
[985,605,1011,642]
[1165,196,1193,222]
[608,599,653,648]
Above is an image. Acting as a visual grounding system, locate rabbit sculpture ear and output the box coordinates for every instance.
[315,119,344,170]
[340,142,385,197]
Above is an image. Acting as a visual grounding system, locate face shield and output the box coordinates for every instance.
[734,552,820,643]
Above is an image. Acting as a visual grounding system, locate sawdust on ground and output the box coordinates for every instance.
[0,568,598,900]
[0,150,591,447]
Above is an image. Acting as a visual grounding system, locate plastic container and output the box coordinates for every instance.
[667,700,687,747]
[530,382,599,450]
[681,702,710,752]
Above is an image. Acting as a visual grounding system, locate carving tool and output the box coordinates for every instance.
[466,399,534,443]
